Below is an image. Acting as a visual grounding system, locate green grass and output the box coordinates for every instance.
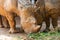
[11,32,60,40]
[28,32,60,40]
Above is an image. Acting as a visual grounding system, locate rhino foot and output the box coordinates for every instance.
[9,28,19,34]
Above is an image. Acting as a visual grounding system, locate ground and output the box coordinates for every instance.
[0,17,60,40]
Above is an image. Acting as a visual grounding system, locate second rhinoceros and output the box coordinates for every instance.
[36,0,60,32]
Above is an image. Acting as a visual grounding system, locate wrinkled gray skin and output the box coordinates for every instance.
[36,0,60,32]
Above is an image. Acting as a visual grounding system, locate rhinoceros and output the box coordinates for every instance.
[18,0,43,34]
[36,0,60,32]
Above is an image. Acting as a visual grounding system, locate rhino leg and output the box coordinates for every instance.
[51,14,58,32]
[0,15,3,28]
[2,16,9,28]
[44,17,50,32]
[6,14,18,33]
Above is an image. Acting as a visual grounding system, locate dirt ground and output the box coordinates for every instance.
[0,17,60,40]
